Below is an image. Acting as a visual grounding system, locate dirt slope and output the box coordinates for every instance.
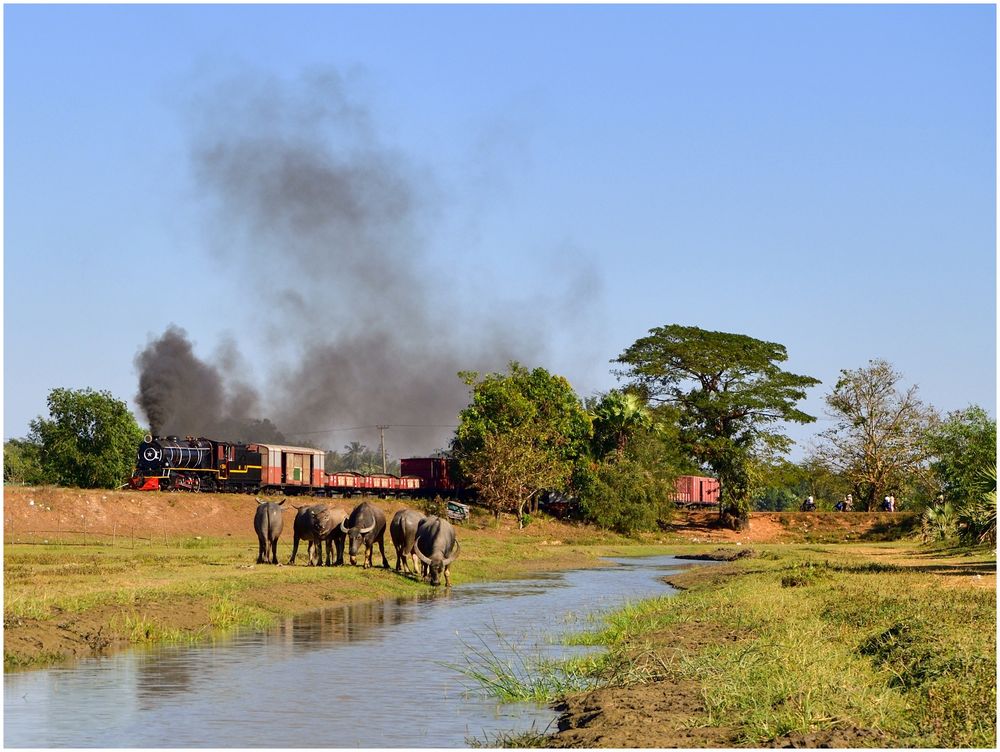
[3,486,915,545]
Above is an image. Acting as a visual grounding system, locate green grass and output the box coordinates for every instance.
[552,544,995,747]
[446,622,596,703]
[466,725,557,748]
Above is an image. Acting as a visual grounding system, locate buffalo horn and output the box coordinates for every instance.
[414,546,433,566]
[442,540,460,567]
[359,521,375,535]
[340,519,350,534]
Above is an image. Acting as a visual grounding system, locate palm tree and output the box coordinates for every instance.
[591,390,653,460]
[958,464,997,545]
[342,441,367,471]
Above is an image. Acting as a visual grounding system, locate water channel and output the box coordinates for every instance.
[5,555,697,747]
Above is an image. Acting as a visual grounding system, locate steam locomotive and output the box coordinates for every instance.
[129,435,463,498]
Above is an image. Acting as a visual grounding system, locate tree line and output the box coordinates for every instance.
[5,324,995,544]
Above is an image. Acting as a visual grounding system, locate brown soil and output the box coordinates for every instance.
[4,485,289,540]
[663,508,916,545]
[552,621,743,748]
[3,486,914,544]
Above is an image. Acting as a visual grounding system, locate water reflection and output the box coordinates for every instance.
[135,651,194,708]
[279,592,440,650]
[6,555,695,748]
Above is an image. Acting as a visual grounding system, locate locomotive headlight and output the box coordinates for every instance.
[143,447,162,462]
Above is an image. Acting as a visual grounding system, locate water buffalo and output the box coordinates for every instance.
[389,508,425,575]
[288,504,348,566]
[414,515,459,586]
[254,498,285,564]
[340,501,390,569]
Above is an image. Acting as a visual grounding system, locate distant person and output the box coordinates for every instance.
[882,496,893,512]
[844,494,853,512]
[801,495,816,512]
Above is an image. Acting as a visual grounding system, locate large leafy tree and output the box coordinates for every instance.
[28,388,146,489]
[811,359,937,511]
[453,362,592,521]
[615,324,820,528]
[3,438,49,486]
[462,424,565,524]
[924,405,996,506]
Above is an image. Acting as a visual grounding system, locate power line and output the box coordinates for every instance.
[283,423,458,437]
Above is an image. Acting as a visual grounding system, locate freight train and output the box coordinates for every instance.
[129,435,719,513]
[129,435,462,498]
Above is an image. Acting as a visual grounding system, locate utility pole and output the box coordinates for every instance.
[377,425,389,473]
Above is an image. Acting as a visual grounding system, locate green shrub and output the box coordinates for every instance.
[577,458,674,536]
[921,501,958,542]
[957,465,996,545]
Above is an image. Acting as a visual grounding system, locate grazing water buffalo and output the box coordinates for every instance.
[288,504,348,566]
[389,509,425,575]
[414,515,460,586]
[254,499,285,564]
[341,501,390,569]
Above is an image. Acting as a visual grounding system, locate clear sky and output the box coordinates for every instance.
[4,4,996,459]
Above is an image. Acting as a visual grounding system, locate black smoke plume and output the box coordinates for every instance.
[135,69,553,454]
[135,325,286,443]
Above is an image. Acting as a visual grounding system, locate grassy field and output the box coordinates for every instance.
[2,516,640,671]
[540,542,997,748]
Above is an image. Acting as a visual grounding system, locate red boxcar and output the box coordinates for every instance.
[672,475,720,507]
[400,457,462,497]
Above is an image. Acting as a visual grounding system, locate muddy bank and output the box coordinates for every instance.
[3,486,917,545]
[551,622,742,748]
[675,546,757,561]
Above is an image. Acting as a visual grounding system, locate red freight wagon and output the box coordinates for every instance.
[672,475,721,508]
[400,457,462,497]
[326,471,365,496]
[398,475,422,494]
[367,473,395,495]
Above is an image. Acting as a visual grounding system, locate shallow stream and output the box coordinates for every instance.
[4,555,694,747]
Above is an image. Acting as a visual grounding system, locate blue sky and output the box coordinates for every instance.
[4,4,996,458]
